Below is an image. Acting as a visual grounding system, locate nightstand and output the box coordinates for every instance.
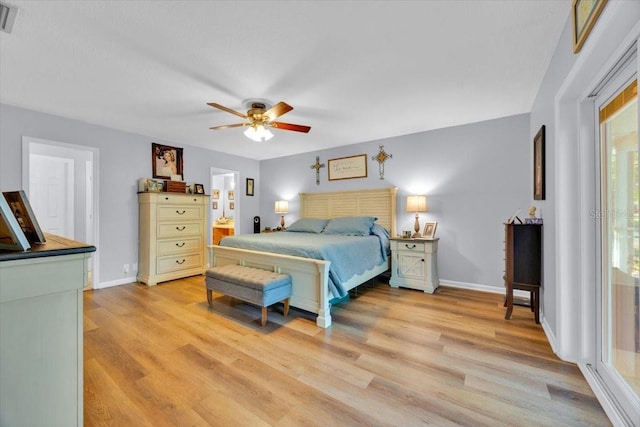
[389,237,439,293]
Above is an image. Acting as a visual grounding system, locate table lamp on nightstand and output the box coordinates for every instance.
[406,195,427,237]
[275,200,288,229]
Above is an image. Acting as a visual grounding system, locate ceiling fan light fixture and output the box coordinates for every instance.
[244,124,273,142]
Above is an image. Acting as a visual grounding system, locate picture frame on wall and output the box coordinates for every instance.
[328,154,368,181]
[572,0,607,53]
[533,125,546,201]
[212,189,220,199]
[212,201,218,210]
[0,193,31,251]
[228,190,234,201]
[422,221,438,239]
[246,178,254,196]
[2,190,46,244]
[152,143,184,179]
[229,202,235,210]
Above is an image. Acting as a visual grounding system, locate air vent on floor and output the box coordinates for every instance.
[0,1,18,34]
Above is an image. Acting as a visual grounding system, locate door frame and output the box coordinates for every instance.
[21,136,100,288]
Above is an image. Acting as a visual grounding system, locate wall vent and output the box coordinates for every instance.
[0,1,18,34]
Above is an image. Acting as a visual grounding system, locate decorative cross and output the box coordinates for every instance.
[372,145,392,180]
[310,156,325,185]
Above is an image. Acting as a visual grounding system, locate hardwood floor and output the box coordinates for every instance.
[83,274,610,426]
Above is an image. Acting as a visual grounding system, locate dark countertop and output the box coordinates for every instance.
[0,233,96,262]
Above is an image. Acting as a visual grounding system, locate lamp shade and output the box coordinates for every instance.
[244,125,274,142]
[406,195,427,213]
[274,200,289,214]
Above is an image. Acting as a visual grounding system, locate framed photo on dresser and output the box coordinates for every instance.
[2,190,46,244]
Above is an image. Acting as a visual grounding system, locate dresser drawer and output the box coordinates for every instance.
[157,253,203,274]
[158,205,203,221]
[157,237,202,256]
[158,222,203,238]
[157,194,204,205]
[392,241,425,252]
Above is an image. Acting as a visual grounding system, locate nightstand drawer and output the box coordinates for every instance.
[392,241,425,252]
[157,253,202,274]
[157,237,202,256]
[158,205,203,221]
[158,222,203,238]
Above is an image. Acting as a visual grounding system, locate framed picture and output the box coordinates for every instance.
[152,143,184,179]
[0,193,31,251]
[572,0,607,53]
[328,154,368,181]
[212,201,218,210]
[212,189,220,199]
[422,221,438,239]
[146,179,161,192]
[194,183,205,194]
[229,202,235,210]
[2,190,46,244]
[228,190,235,201]
[246,178,254,196]
[534,125,546,201]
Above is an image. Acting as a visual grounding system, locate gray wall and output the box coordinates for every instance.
[0,103,260,286]
[260,114,531,289]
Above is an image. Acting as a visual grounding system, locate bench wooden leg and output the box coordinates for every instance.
[283,298,290,317]
[261,306,267,326]
[206,289,212,306]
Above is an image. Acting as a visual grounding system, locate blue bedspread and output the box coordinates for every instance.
[219,231,387,298]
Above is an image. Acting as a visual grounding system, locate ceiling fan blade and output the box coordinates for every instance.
[270,121,311,133]
[264,101,293,120]
[209,123,248,130]
[207,103,247,119]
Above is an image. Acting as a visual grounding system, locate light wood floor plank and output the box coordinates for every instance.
[83,277,610,426]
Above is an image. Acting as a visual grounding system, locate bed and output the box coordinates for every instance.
[208,187,397,328]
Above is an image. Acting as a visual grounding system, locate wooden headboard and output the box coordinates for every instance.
[299,187,397,236]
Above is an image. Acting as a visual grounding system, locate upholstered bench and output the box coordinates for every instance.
[205,264,292,326]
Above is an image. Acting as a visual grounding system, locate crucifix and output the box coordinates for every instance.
[310,156,325,185]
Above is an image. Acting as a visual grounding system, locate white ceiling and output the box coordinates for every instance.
[0,1,570,160]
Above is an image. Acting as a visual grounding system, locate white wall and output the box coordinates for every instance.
[260,114,531,290]
[0,104,260,287]
[530,1,640,361]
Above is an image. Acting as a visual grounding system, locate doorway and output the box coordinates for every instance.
[210,167,239,245]
[595,66,640,421]
[22,137,99,288]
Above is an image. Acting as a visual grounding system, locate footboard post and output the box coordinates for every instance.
[315,262,332,328]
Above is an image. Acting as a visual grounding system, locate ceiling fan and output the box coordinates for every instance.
[207,100,311,142]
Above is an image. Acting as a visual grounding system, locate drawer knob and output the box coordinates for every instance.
[176,226,186,231]
[176,259,186,265]
[176,242,186,247]
[176,210,186,215]
[405,244,416,249]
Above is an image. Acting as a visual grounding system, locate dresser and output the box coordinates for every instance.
[138,192,209,285]
[389,237,439,293]
[0,234,95,426]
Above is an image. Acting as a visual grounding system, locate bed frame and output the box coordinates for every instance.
[208,187,397,328]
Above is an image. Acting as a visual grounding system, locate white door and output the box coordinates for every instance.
[29,154,74,239]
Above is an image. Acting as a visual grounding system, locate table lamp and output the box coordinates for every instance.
[275,200,289,229]
[406,195,427,237]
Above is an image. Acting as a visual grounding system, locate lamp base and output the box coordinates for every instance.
[412,213,421,238]
[280,215,286,230]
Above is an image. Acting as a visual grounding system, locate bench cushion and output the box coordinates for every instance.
[206,264,290,290]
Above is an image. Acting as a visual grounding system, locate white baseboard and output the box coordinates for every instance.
[93,276,137,289]
[440,279,529,298]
